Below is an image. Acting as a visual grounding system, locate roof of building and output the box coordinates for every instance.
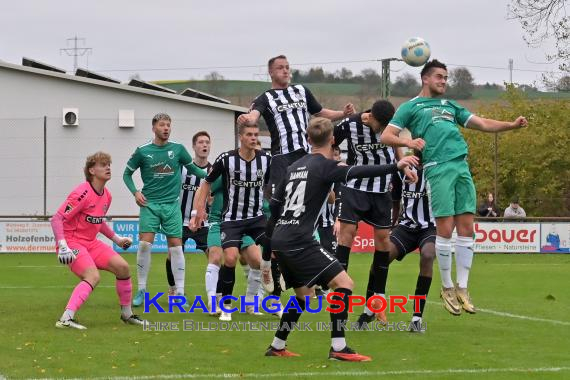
[0,59,248,113]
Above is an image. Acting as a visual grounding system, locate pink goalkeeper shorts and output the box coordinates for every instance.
[66,239,118,276]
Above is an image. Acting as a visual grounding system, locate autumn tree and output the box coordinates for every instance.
[509,0,569,72]
[465,85,570,216]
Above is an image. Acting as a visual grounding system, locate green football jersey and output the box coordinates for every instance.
[389,97,473,166]
[123,140,194,203]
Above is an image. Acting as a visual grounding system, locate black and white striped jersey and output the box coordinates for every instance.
[391,168,435,229]
[180,162,211,226]
[318,183,339,228]
[206,149,271,222]
[250,84,323,155]
[334,113,395,193]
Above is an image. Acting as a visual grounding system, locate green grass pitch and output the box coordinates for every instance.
[1,253,569,379]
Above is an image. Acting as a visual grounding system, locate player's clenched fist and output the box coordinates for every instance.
[396,155,419,170]
[57,240,77,265]
[113,236,133,250]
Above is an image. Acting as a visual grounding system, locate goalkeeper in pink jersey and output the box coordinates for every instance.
[51,152,144,329]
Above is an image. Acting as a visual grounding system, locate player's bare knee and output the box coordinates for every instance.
[83,270,100,287]
[115,261,131,279]
[329,272,354,291]
[375,239,390,252]
[223,250,238,267]
[338,224,357,246]
[424,251,436,262]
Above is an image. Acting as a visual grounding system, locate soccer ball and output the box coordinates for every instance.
[401,37,431,67]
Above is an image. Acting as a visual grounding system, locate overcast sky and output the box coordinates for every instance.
[1,0,563,87]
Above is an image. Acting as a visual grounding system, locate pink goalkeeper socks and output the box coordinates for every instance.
[116,277,132,306]
[65,280,94,311]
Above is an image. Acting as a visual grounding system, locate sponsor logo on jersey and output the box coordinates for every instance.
[276,101,307,113]
[402,190,425,199]
[231,179,263,188]
[85,215,104,224]
[182,183,199,191]
[431,109,454,123]
[64,204,73,214]
[153,163,174,176]
[354,142,387,152]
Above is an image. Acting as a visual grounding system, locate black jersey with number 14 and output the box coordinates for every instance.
[271,153,399,251]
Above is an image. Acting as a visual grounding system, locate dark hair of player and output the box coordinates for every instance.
[307,117,333,148]
[370,100,396,127]
[192,131,210,145]
[268,55,287,70]
[420,59,447,78]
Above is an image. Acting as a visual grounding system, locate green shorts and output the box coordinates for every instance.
[139,201,183,238]
[424,157,476,218]
[207,222,256,249]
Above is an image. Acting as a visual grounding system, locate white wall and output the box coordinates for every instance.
[0,67,238,215]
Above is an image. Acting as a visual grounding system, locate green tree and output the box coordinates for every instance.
[391,73,420,97]
[465,85,570,216]
[448,67,475,99]
[335,67,353,81]
[305,67,326,82]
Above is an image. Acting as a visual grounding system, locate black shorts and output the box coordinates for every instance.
[390,225,436,261]
[182,226,209,252]
[276,242,344,289]
[317,225,337,255]
[220,215,266,249]
[338,186,392,229]
[269,149,307,194]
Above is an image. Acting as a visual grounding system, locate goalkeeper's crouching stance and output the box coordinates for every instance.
[50,152,145,329]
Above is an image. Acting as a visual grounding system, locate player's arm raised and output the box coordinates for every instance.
[466,115,528,133]
[237,110,261,127]
[315,103,355,122]
[381,125,425,151]
[306,86,355,121]
[328,155,419,184]
[237,95,267,127]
